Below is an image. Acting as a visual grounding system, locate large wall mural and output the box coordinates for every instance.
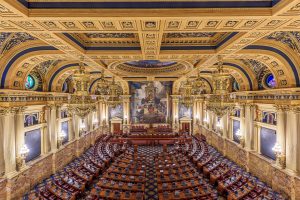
[179,103,192,119]
[130,81,172,124]
[108,104,123,120]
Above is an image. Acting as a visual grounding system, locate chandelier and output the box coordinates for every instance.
[95,70,109,95]
[179,78,194,108]
[206,57,234,117]
[68,61,96,119]
[106,77,123,108]
[192,71,205,95]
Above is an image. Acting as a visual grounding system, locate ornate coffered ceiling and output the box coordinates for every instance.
[1,0,300,91]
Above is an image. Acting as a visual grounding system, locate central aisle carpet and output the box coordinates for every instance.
[136,145,222,200]
[138,146,162,200]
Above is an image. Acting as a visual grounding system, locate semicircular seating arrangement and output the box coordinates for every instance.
[23,134,286,200]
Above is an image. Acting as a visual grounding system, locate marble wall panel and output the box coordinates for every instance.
[7,170,30,199]
[271,167,292,199]
[225,139,247,170]
[248,152,273,185]
[294,176,300,200]
[54,142,76,171]
[0,179,7,200]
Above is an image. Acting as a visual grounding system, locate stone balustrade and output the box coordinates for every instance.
[199,125,300,200]
[0,128,103,199]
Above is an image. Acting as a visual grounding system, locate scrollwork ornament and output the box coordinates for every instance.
[39,111,45,123]
[292,105,300,114]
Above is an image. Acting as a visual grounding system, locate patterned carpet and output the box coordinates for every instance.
[137,145,163,200]
[24,143,285,200]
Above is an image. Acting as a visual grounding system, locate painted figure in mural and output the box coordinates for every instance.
[130,81,172,124]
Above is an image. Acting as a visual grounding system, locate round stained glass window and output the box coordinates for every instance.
[265,74,276,88]
[25,75,35,89]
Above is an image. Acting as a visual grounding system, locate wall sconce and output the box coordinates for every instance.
[216,121,221,128]
[58,131,66,148]
[16,144,30,171]
[195,115,200,124]
[93,118,99,129]
[79,120,86,136]
[102,117,107,126]
[272,142,286,169]
[235,129,245,148]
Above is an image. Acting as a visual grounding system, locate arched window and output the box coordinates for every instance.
[265,74,276,88]
[233,80,240,91]
[25,75,35,89]
[62,81,68,93]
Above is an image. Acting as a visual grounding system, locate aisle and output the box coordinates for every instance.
[138,146,163,200]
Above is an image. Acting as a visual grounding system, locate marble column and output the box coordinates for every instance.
[97,101,101,125]
[244,104,255,150]
[88,112,93,131]
[240,104,245,141]
[72,113,80,139]
[199,101,203,126]
[171,95,180,129]
[222,112,229,138]
[15,107,25,159]
[193,100,197,134]
[121,95,129,124]
[68,117,74,142]
[122,95,131,125]
[50,105,57,152]
[1,107,16,176]
[208,111,213,130]
[56,105,62,138]
[105,103,109,126]
[285,106,300,174]
[39,110,48,155]
[45,105,52,152]
[0,107,10,177]
[102,102,106,126]
[275,105,287,156]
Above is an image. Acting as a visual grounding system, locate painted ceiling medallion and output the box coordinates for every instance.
[110,60,191,76]
[124,60,177,68]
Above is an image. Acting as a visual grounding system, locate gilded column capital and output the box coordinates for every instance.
[274,104,290,112]
[55,103,63,109]
[291,105,300,114]
[170,95,180,99]
[45,104,56,110]
[15,106,26,114]
[0,107,11,116]
[244,103,256,109]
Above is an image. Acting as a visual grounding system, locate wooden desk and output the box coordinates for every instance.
[156,167,195,176]
[98,190,144,200]
[157,172,196,183]
[47,184,76,200]
[97,180,145,192]
[103,173,146,183]
[107,168,146,176]
[158,186,212,200]
[157,179,203,192]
